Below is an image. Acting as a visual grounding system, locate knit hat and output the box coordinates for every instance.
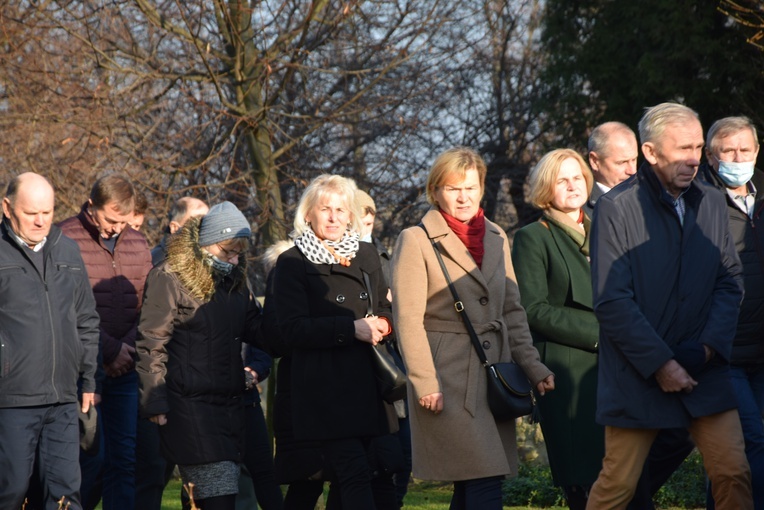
[198,201,251,246]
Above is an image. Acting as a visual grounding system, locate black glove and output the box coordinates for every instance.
[671,342,706,377]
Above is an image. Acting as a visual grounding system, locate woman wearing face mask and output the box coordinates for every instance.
[270,174,396,509]
[136,201,262,510]
[511,149,601,509]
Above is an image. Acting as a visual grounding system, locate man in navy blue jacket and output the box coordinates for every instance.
[587,103,752,509]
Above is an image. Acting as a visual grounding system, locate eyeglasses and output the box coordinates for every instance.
[216,243,243,260]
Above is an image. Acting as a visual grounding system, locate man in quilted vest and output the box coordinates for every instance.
[59,174,153,510]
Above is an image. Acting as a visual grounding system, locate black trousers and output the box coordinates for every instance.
[242,402,284,509]
[450,475,504,510]
[0,403,81,510]
[321,437,376,509]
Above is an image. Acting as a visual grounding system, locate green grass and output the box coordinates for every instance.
[153,478,566,509]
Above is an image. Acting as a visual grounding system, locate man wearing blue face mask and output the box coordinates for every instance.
[698,116,764,509]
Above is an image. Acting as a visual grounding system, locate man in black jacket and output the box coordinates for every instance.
[0,172,100,509]
[697,116,764,508]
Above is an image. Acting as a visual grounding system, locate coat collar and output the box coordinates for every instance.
[420,208,503,293]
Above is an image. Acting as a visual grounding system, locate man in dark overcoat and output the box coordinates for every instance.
[587,102,753,509]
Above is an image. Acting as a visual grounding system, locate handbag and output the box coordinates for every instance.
[361,271,408,404]
[419,224,536,422]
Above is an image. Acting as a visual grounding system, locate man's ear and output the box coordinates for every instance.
[588,151,600,172]
[168,221,181,234]
[2,197,10,219]
[642,142,658,166]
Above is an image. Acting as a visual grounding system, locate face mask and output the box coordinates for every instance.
[717,160,755,188]
[203,252,234,275]
[361,233,373,243]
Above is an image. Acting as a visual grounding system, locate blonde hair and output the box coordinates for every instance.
[425,147,487,205]
[292,174,361,236]
[528,149,593,210]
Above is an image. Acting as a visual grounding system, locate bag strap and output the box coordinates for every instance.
[418,223,489,368]
[361,270,374,317]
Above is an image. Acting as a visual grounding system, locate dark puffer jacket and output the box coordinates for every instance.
[58,203,152,364]
[697,163,764,366]
[136,218,263,466]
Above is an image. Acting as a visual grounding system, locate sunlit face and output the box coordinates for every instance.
[706,128,760,171]
[305,192,350,242]
[205,238,246,265]
[589,132,639,188]
[360,212,375,239]
[433,168,482,223]
[2,179,55,249]
[551,158,588,213]
[129,213,145,231]
[89,200,132,239]
[642,119,704,198]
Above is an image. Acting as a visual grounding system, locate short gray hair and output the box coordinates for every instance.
[292,174,361,237]
[638,102,699,145]
[588,122,636,155]
[706,116,759,155]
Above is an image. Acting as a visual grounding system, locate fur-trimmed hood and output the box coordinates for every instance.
[165,216,248,301]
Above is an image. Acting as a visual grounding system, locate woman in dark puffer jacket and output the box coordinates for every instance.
[136,202,261,510]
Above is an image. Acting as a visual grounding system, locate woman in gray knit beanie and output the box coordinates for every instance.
[136,201,258,509]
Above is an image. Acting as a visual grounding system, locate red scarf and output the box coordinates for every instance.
[439,208,486,268]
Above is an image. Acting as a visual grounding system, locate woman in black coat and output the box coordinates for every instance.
[271,174,395,509]
[137,202,260,510]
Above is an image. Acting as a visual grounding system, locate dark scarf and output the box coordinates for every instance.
[440,208,486,268]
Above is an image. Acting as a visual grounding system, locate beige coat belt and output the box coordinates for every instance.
[422,318,506,416]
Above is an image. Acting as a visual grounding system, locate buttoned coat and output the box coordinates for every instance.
[391,209,552,481]
[272,242,393,442]
[511,218,602,487]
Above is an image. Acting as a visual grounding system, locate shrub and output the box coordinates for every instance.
[502,463,565,507]
[653,449,706,508]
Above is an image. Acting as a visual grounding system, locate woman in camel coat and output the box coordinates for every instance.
[391,147,555,509]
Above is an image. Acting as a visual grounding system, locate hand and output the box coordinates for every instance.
[419,392,443,414]
[244,367,259,390]
[353,316,387,345]
[536,374,555,396]
[244,367,259,383]
[150,414,167,426]
[703,345,715,362]
[105,343,136,377]
[81,392,96,413]
[655,359,698,393]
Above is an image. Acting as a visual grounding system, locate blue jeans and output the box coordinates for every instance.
[708,365,764,510]
[80,371,138,510]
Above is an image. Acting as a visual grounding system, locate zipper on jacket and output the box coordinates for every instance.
[46,232,62,402]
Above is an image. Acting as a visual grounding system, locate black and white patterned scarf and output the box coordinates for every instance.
[294,228,360,265]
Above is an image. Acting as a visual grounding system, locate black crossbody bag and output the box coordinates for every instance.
[419,224,536,422]
[361,271,408,404]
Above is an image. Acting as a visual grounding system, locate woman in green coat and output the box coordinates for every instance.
[511,149,602,510]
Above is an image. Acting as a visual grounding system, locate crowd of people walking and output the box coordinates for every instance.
[1,100,763,510]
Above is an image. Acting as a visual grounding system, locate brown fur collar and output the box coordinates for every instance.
[165,217,248,302]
